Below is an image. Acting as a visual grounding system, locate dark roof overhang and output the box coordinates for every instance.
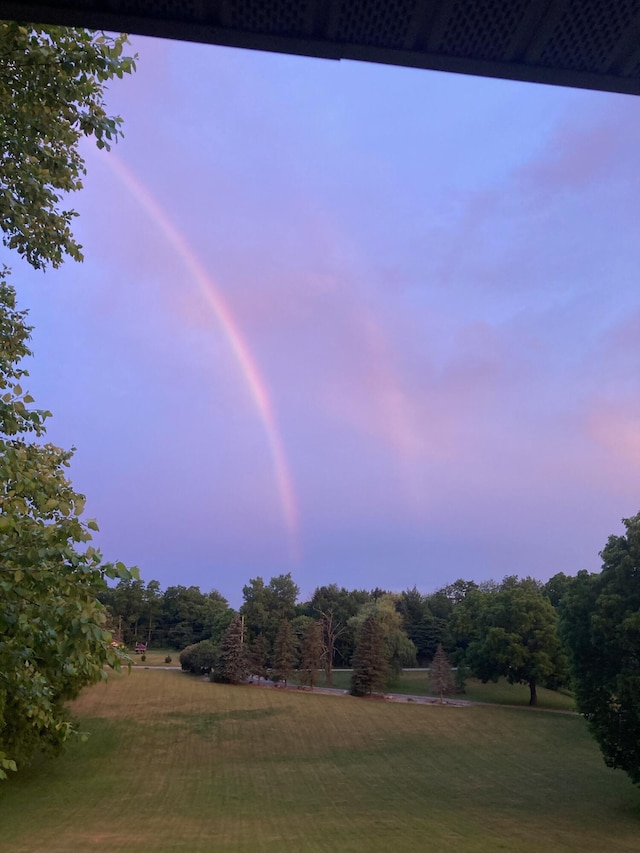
[2,1,640,96]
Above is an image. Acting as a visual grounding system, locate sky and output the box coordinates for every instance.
[7,34,640,607]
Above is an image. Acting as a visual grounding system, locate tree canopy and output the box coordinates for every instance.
[0,22,136,779]
[0,275,135,777]
[240,572,299,653]
[0,22,135,269]
[560,514,640,785]
[452,577,566,706]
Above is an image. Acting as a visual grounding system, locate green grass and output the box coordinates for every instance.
[127,647,181,667]
[325,670,576,711]
[0,669,637,852]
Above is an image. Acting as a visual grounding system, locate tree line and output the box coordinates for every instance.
[101,571,566,703]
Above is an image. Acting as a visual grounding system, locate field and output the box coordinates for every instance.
[128,648,181,668]
[1,669,638,852]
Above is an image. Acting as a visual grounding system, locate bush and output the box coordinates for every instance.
[140,654,146,662]
[165,655,172,664]
[179,640,218,675]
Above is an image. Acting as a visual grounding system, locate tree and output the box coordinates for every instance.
[202,590,235,645]
[299,620,323,688]
[0,22,136,269]
[429,644,455,703]
[272,619,297,686]
[0,276,135,778]
[351,614,387,697]
[159,585,223,649]
[143,579,163,645]
[398,586,452,664]
[248,634,270,681]
[315,608,344,685]
[460,578,566,706]
[241,573,299,649]
[109,577,146,645]
[543,572,574,609]
[214,615,247,685]
[305,584,371,677]
[560,514,640,785]
[0,23,136,779]
[349,594,416,680]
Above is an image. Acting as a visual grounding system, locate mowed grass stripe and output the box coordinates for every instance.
[1,670,638,852]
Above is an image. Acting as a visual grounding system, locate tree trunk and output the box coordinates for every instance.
[324,658,333,686]
[529,678,537,706]
[320,611,337,686]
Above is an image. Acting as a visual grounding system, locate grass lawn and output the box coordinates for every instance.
[325,670,576,711]
[127,648,181,668]
[1,669,637,852]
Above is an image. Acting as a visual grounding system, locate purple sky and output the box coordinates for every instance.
[8,36,640,606]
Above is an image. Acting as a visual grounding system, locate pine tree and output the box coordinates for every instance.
[351,614,387,696]
[215,614,247,684]
[273,619,297,686]
[299,620,323,688]
[430,643,455,702]
[248,633,270,680]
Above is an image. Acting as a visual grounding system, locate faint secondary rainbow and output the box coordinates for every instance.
[106,155,300,564]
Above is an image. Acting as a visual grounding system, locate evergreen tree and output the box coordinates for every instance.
[248,634,270,680]
[429,644,455,702]
[299,620,323,688]
[351,615,387,697]
[215,615,247,684]
[349,594,416,680]
[273,619,297,686]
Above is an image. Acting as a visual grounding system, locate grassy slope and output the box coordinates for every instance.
[1,670,637,852]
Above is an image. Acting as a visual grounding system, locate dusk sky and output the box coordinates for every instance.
[7,34,640,607]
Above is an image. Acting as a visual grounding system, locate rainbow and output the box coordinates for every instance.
[105,155,300,564]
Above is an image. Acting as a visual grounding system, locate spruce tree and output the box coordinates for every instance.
[273,619,297,686]
[300,620,323,688]
[429,643,455,702]
[351,614,387,696]
[215,615,247,684]
[248,633,270,680]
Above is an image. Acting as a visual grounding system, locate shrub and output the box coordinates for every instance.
[165,655,172,664]
[179,640,218,675]
[140,654,146,662]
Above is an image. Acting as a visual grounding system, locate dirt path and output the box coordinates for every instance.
[246,677,471,706]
